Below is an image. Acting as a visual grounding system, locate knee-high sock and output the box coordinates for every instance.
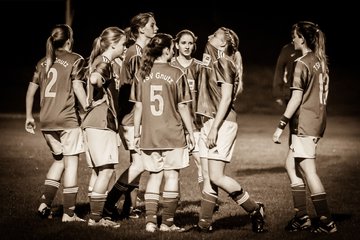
[63,186,78,216]
[311,193,332,222]
[198,191,217,228]
[229,189,258,213]
[90,192,107,222]
[104,182,130,212]
[291,183,307,217]
[162,191,179,227]
[145,192,160,225]
[40,179,60,207]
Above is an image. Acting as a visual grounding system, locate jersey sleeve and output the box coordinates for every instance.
[130,73,142,103]
[176,72,192,104]
[214,57,236,85]
[71,57,86,83]
[291,60,308,91]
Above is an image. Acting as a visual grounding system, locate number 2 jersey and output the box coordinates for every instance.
[290,52,329,137]
[131,62,192,150]
[31,49,85,130]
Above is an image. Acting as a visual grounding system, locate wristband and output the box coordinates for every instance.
[277,115,289,130]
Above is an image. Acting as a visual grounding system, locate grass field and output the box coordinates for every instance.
[0,113,359,240]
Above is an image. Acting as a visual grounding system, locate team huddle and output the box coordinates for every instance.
[24,12,337,234]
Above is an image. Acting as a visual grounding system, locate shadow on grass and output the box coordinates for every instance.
[236,166,286,176]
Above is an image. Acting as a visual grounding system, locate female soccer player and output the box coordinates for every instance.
[103,12,158,220]
[81,26,127,228]
[25,24,87,222]
[132,33,194,232]
[195,27,265,233]
[273,21,337,234]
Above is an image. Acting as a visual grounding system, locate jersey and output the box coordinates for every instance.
[118,44,142,126]
[82,55,118,132]
[290,52,329,137]
[196,43,239,123]
[170,57,203,130]
[31,49,85,130]
[273,43,302,101]
[131,62,192,149]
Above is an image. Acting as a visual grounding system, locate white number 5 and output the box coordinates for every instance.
[150,85,163,116]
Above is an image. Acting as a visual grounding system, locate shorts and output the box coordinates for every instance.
[141,147,189,172]
[199,119,237,162]
[42,127,84,156]
[290,135,319,159]
[84,128,120,168]
[120,125,141,151]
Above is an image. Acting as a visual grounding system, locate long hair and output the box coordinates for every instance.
[87,27,125,74]
[293,21,328,73]
[45,24,73,73]
[125,12,155,47]
[138,33,173,79]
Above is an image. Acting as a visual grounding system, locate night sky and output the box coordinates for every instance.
[1,0,358,113]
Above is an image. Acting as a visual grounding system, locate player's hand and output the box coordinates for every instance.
[186,133,195,152]
[206,127,218,149]
[272,128,283,144]
[25,118,36,134]
[134,136,141,154]
[275,99,284,106]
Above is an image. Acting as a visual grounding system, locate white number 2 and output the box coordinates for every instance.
[150,85,163,116]
[45,68,57,98]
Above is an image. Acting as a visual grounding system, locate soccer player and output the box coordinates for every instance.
[194,27,266,233]
[25,24,87,222]
[103,12,159,220]
[132,33,194,232]
[273,21,337,234]
[81,26,127,228]
[170,29,205,193]
[273,42,302,107]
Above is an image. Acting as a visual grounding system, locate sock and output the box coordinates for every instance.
[291,183,307,217]
[229,189,258,213]
[121,186,135,216]
[40,179,60,207]
[162,191,179,227]
[198,177,204,192]
[104,182,129,213]
[144,192,159,225]
[198,191,217,229]
[89,192,107,222]
[63,186,78,216]
[311,193,332,223]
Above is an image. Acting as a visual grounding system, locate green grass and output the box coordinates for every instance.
[0,113,359,240]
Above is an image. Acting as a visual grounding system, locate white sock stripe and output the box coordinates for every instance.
[45,179,60,188]
[236,191,249,205]
[63,187,79,194]
[145,193,160,201]
[291,183,306,188]
[114,182,127,191]
[162,191,179,199]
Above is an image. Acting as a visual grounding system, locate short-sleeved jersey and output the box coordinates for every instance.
[196,43,239,123]
[273,43,302,101]
[31,49,85,130]
[131,62,192,150]
[290,52,329,137]
[82,55,118,132]
[170,57,203,130]
[118,44,142,126]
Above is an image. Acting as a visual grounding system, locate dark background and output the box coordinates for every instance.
[1,0,358,114]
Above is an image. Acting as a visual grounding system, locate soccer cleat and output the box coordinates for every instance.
[285,215,311,232]
[129,207,142,219]
[37,203,51,219]
[145,222,158,232]
[62,213,86,222]
[159,224,186,232]
[102,206,122,221]
[311,220,337,234]
[88,218,121,228]
[250,202,266,233]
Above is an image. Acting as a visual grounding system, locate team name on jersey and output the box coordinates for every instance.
[54,58,69,68]
[144,72,174,84]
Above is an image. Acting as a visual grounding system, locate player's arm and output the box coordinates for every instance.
[25,82,39,134]
[272,89,302,143]
[72,58,88,110]
[207,82,233,149]
[178,102,195,151]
